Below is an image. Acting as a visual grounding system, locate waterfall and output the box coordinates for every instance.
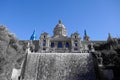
[23,53,96,80]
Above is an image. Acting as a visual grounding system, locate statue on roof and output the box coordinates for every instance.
[59,19,62,24]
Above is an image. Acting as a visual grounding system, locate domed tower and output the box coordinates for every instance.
[53,20,67,37]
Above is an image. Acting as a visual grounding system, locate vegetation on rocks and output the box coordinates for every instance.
[0,25,26,80]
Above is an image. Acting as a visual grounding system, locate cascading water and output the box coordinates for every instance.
[23,53,96,80]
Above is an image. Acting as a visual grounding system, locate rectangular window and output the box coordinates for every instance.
[43,48,46,50]
[43,40,46,42]
[58,42,62,48]
[74,40,78,42]
[74,48,78,50]
[43,43,46,46]
[66,42,69,48]
[51,42,54,48]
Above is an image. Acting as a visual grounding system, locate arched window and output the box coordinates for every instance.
[43,39,46,46]
[43,40,46,42]
[66,42,69,48]
[58,42,62,48]
[75,43,77,47]
[44,36,46,38]
[51,42,54,48]
[75,36,77,38]
[43,43,46,46]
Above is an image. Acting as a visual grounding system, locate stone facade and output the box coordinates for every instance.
[27,20,96,53]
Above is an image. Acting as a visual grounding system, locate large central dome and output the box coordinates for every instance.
[53,20,67,37]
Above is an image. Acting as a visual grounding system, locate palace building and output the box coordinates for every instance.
[25,20,103,53]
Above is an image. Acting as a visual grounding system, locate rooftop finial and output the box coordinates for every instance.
[108,33,111,37]
[108,33,112,40]
[59,19,62,24]
[107,33,114,43]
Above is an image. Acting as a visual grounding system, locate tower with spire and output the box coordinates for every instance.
[83,30,90,41]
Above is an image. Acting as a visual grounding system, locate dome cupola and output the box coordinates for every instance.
[53,20,67,37]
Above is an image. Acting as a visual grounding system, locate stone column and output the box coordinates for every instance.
[54,42,57,49]
[63,42,65,49]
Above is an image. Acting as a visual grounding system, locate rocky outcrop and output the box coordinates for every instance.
[0,25,26,80]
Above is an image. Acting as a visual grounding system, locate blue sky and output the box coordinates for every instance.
[0,0,120,40]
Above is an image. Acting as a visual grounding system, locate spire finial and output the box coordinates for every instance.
[108,33,111,37]
[107,33,113,42]
[108,33,112,40]
[59,19,62,24]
